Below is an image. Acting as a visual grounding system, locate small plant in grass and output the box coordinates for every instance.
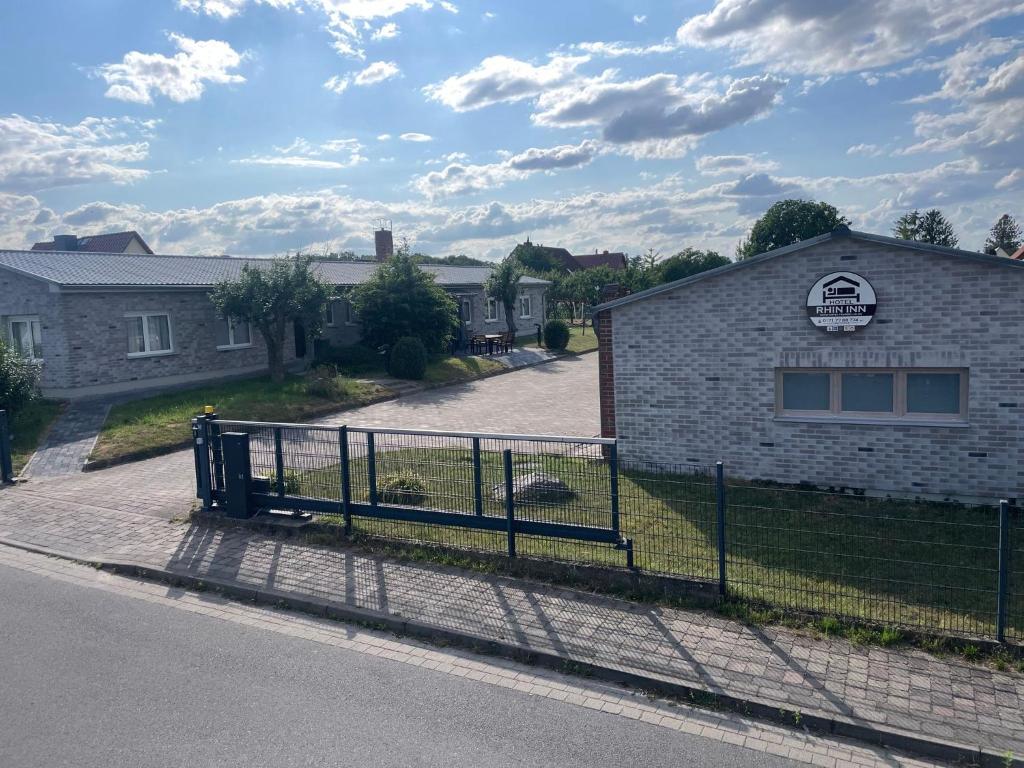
[543,319,570,351]
[268,469,302,494]
[962,644,981,661]
[379,471,428,505]
[389,336,428,380]
[879,627,902,647]
[305,365,352,398]
[817,616,842,636]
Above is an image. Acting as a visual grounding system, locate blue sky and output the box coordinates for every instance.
[0,0,1021,259]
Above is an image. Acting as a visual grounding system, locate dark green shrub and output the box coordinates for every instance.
[316,342,384,375]
[0,339,40,415]
[305,365,359,399]
[543,319,570,351]
[378,471,428,505]
[389,336,427,380]
[268,469,301,494]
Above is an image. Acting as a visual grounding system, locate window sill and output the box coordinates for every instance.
[127,350,175,359]
[484,319,498,324]
[519,316,532,320]
[216,343,253,351]
[774,415,969,428]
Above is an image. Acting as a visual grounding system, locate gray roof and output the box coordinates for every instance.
[0,250,549,289]
[594,227,1024,313]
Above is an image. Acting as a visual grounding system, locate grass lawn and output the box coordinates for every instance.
[422,354,504,384]
[259,443,1018,640]
[91,374,382,464]
[8,400,64,474]
[521,324,598,354]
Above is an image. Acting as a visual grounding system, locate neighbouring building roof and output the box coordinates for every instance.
[593,226,1024,313]
[30,230,154,254]
[573,251,627,270]
[0,250,550,289]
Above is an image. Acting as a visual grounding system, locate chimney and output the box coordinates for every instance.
[374,219,394,262]
[52,234,78,251]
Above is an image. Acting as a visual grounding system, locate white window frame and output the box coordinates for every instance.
[125,312,174,358]
[7,315,43,362]
[461,298,472,325]
[216,316,253,351]
[776,368,968,424]
[518,294,532,319]
[484,297,498,323]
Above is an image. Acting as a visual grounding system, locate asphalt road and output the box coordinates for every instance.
[0,559,800,768]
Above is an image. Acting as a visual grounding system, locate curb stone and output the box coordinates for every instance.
[0,535,1011,768]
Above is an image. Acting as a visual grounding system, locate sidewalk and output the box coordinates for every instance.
[0,475,1022,765]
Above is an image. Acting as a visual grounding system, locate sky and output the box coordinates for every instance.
[0,0,1021,261]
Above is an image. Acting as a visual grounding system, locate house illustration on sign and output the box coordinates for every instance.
[822,275,861,302]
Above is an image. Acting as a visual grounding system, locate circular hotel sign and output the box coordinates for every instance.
[806,271,877,332]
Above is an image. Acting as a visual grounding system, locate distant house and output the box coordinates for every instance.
[572,250,628,271]
[31,230,154,254]
[0,243,548,398]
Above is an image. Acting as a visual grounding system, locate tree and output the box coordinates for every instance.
[983,214,1022,255]
[351,251,458,352]
[211,257,330,383]
[510,241,571,273]
[738,199,850,259]
[485,256,524,337]
[656,248,730,284]
[892,208,958,247]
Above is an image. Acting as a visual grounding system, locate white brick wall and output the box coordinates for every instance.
[609,237,1024,499]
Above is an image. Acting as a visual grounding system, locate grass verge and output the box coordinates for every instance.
[91,374,382,464]
[422,354,505,384]
[521,324,598,354]
[9,399,64,474]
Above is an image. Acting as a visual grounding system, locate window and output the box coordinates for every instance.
[8,316,42,361]
[126,313,173,357]
[345,301,358,325]
[519,294,532,319]
[325,301,335,326]
[461,298,472,323]
[485,297,498,322]
[215,316,252,350]
[776,368,967,422]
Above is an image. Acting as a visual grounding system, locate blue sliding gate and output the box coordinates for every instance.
[192,414,633,567]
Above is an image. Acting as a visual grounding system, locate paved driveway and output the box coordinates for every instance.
[318,353,598,436]
[3,355,598,518]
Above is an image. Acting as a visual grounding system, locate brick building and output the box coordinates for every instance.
[593,226,1024,500]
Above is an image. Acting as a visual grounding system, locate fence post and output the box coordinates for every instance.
[716,461,727,597]
[997,499,1010,643]
[339,426,352,535]
[274,427,285,497]
[609,441,620,534]
[0,410,13,484]
[208,408,223,493]
[192,416,213,509]
[221,432,254,519]
[367,431,378,508]
[503,448,516,558]
[472,437,483,516]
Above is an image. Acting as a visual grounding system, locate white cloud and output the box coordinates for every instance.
[423,54,589,111]
[534,72,786,156]
[846,143,885,158]
[633,14,646,24]
[0,114,152,192]
[413,140,599,197]
[676,0,1024,76]
[400,132,433,142]
[371,22,399,39]
[439,1,457,13]
[574,40,677,58]
[97,33,246,104]
[696,154,780,176]
[377,133,392,140]
[234,136,366,169]
[324,75,350,94]
[353,60,401,85]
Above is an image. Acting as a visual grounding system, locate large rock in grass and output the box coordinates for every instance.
[492,473,573,504]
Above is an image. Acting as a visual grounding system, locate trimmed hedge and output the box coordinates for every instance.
[543,319,570,351]
[389,336,428,380]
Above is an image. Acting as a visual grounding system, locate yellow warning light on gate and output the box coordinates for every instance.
[204,405,215,414]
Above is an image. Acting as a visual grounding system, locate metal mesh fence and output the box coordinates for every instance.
[201,418,1019,643]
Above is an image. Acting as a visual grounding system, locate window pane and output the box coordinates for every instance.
[30,320,42,359]
[907,373,960,414]
[841,373,894,412]
[782,372,830,410]
[127,317,146,354]
[147,315,171,351]
[215,317,231,347]
[325,302,334,325]
[232,320,250,345]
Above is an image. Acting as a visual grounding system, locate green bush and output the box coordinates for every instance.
[316,342,384,375]
[268,469,301,494]
[305,365,360,399]
[0,339,40,415]
[388,336,427,380]
[378,471,428,506]
[543,319,570,351]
